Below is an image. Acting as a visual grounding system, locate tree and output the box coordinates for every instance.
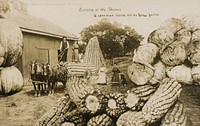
[80,19,144,59]
[123,26,144,55]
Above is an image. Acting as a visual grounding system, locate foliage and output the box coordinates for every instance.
[0,0,9,13]
[80,19,144,59]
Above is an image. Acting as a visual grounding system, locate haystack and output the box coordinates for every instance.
[82,36,106,70]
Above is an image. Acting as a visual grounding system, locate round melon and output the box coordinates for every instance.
[0,19,23,67]
[0,66,24,95]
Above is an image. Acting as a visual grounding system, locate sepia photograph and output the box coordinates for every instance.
[0,0,200,125]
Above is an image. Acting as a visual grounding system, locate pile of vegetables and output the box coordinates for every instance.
[82,36,106,70]
[37,16,200,126]
[130,16,200,86]
[0,19,24,95]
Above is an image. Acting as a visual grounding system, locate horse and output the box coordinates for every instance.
[42,63,57,96]
[41,63,51,93]
[30,61,44,97]
[38,62,70,96]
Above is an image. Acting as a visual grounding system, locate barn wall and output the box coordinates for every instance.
[21,32,61,84]
[15,32,75,84]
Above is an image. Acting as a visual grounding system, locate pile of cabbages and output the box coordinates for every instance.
[128,15,200,86]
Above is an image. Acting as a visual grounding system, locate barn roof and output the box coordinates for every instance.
[4,11,78,40]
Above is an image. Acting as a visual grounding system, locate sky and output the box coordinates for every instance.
[21,0,200,42]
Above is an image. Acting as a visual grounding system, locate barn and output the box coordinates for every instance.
[0,0,79,83]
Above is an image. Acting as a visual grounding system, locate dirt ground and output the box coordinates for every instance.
[0,79,132,126]
[0,80,200,126]
[0,58,200,126]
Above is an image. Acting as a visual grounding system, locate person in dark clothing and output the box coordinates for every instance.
[111,63,120,85]
[120,74,127,85]
[59,37,69,62]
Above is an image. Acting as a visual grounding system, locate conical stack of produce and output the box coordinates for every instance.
[82,36,106,70]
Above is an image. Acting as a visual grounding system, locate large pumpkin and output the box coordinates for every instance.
[0,66,24,95]
[0,19,23,67]
[0,43,5,66]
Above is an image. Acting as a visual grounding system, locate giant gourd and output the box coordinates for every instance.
[0,66,24,95]
[0,19,23,67]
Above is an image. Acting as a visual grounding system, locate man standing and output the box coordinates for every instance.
[59,37,69,62]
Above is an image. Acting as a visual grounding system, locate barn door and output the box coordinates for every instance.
[37,48,49,64]
[49,49,58,67]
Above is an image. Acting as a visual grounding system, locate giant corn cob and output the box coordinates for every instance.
[35,95,76,126]
[87,114,115,126]
[66,75,107,115]
[117,111,147,126]
[105,92,127,118]
[125,84,157,111]
[142,78,182,124]
[161,100,188,126]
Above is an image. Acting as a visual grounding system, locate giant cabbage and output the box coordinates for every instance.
[149,61,166,85]
[133,43,159,66]
[175,28,192,45]
[160,40,187,66]
[167,65,193,85]
[192,65,200,85]
[160,18,184,34]
[147,28,175,49]
[127,62,154,85]
[191,30,200,41]
[186,40,200,65]
[182,15,200,32]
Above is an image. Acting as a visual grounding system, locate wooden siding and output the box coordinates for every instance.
[15,32,75,84]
